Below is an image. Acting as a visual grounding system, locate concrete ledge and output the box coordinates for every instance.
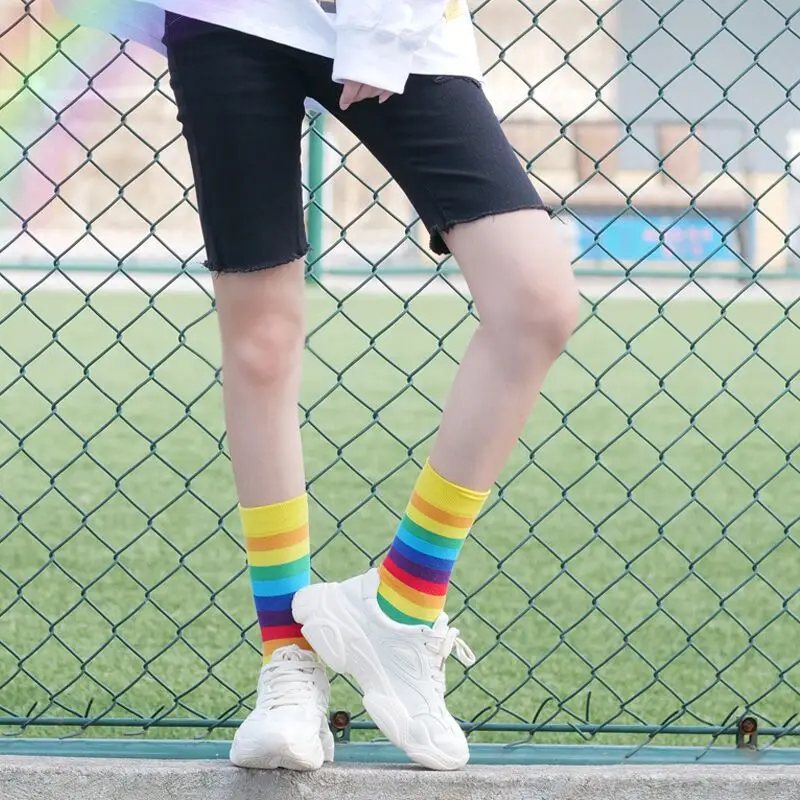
[3,757,800,800]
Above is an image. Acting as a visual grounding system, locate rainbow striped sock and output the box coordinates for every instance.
[377,461,489,626]
[240,494,311,661]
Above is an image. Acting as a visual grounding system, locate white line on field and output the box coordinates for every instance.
[1,270,799,304]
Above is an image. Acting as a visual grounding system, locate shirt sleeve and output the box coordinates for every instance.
[331,0,448,95]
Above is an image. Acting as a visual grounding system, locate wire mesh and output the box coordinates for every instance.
[1,0,800,753]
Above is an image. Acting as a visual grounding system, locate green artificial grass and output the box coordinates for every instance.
[1,284,799,746]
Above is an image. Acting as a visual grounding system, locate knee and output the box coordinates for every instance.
[223,312,304,386]
[485,253,579,361]
[516,275,578,358]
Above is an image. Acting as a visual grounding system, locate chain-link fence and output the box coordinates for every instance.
[2,0,800,757]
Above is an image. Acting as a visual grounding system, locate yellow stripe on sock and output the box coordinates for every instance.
[378,579,441,624]
[247,539,310,567]
[416,461,489,518]
[240,495,308,537]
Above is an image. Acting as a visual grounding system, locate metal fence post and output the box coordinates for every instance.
[306,112,325,281]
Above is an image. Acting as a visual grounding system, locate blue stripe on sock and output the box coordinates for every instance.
[254,593,295,612]
[391,537,455,574]
[251,572,309,597]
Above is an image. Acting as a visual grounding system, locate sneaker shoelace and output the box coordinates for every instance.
[256,655,320,711]
[425,625,476,694]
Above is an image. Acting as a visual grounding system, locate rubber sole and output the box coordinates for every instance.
[293,582,467,771]
[230,753,321,771]
[229,717,334,771]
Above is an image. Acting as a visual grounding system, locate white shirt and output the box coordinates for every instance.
[51,0,483,96]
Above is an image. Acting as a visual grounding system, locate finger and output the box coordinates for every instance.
[339,81,359,111]
[378,91,394,104]
[352,84,381,105]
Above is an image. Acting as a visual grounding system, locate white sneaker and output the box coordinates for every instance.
[229,645,335,771]
[292,569,475,771]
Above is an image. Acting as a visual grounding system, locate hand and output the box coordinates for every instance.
[339,80,394,111]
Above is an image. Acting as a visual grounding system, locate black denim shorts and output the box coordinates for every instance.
[164,16,548,272]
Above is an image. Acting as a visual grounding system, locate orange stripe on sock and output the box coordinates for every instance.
[263,637,312,658]
[246,524,309,550]
[379,565,444,609]
[410,491,473,530]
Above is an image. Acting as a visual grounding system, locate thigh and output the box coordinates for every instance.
[167,31,309,271]
[309,74,548,255]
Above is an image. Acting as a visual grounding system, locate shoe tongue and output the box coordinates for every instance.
[432,613,450,634]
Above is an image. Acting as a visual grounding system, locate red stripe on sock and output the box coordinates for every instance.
[261,622,304,642]
[383,557,448,596]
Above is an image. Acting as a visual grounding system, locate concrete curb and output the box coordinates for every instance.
[2,757,800,800]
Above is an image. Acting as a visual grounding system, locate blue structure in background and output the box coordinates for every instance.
[573,210,746,265]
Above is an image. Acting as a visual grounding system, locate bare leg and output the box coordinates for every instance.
[213,260,306,506]
[429,209,579,490]
[369,208,578,626]
[214,259,312,658]
[219,259,334,769]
